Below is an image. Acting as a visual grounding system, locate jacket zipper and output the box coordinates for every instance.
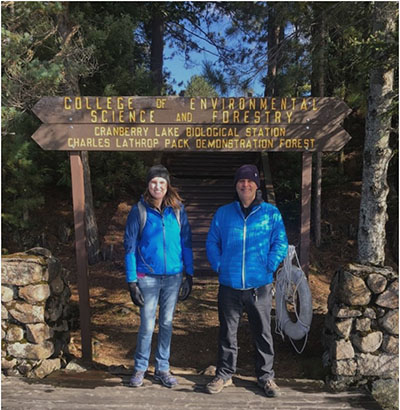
[242,220,247,288]
[161,212,167,274]
[241,205,261,289]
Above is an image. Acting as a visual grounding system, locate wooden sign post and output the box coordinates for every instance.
[32,96,351,361]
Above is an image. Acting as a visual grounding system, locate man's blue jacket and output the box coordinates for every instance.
[206,200,288,289]
[124,198,194,283]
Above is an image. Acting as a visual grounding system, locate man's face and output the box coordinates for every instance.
[236,178,257,205]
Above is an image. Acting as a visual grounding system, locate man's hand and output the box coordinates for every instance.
[128,282,144,307]
[178,275,193,301]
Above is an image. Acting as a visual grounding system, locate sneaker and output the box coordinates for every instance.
[205,376,233,394]
[258,378,280,397]
[129,370,145,387]
[154,370,178,388]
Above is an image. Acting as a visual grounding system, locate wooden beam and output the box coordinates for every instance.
[314,152,322,247]
[69,152,92,362]
[260,152,276,204]
[300,152,313,275]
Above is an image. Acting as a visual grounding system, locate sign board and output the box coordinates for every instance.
[32,97,351,152]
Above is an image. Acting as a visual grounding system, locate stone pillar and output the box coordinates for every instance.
[323,263,398,408]
[2,248,71,378]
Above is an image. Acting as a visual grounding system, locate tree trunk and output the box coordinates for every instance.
[358,2,395,266]
[150,7,165,95]
[311,4,327,248]
[57,3,101,264]
[265,4,281,97]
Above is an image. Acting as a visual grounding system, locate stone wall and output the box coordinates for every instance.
[323,263,398,408]
[2,247,71,378]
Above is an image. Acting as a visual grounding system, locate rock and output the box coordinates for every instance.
[52,320,69,332]
[26,323,53,343]
[376,280,399,309]
[19,284,50,304]
[199,365,217,376]
[2,257,47,285]
[346,264,395,278]
[334,319,353,339]
[355,318,371,332]
[327,375,357,392]
[381,335,399,354]
[1,357,18,370]
[332,306,362,318]
[331,340,355,360]
[332,359,357,376]
[7,341,54,360]
[363,308,376,319]
[338,270,371,305]
[47,257,62,281]
[371,379,399,410]
[5,368,21,377]
[376,307,386,318]
[357,353,398,377]
[50,276,64,295]
[1,285,14,303]
[65,359,88,373]
[7,302,45,324]
[2,305,10,320]
[352,331,383,353]
[379,310,399,335]
[45,298,63,322]
[25,247,52,258]
[367,274,387,294]
[5,325,24,342]
[32,358,61,379]
[60,286,71,305]
[17,360,34,375]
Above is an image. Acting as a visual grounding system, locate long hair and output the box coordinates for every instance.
[143,183,183,211]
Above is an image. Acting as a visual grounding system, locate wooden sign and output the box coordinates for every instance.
[32,97,351,152]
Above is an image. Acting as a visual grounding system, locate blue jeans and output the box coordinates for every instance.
[134,273,182,372]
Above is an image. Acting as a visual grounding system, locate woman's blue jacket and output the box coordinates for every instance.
[124,197,194,283]
[206,200,288,289]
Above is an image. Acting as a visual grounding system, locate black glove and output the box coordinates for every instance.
[128,282,144,307]
[178,274,193,301]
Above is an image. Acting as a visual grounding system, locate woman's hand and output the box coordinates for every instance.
[178,275,193,301]
[128,282,145,307]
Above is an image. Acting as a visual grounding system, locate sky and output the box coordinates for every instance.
[164,45,265,97]
[164,46,210,95]
[163,15,265,97]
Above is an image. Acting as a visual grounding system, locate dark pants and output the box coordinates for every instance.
[216,283,274,383]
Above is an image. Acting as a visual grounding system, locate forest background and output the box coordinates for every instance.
[1,1,398,374]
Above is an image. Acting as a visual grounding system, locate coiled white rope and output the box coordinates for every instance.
[275,245,313,354]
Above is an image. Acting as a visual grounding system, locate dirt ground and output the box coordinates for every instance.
[43,176,397,381]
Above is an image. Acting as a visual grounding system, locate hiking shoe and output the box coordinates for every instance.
[129,370,145,387]
[205,376,233,394]
[258,379,281,397]
[154,370,178,388]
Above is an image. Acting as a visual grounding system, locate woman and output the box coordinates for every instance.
[124,164,194,388]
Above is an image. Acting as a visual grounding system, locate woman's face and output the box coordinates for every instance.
[148,177,168,201]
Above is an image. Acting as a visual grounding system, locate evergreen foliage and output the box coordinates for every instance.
[184,75,218,97]
[1,1,398,259]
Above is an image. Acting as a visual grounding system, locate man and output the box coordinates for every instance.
[205,164,288,397]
